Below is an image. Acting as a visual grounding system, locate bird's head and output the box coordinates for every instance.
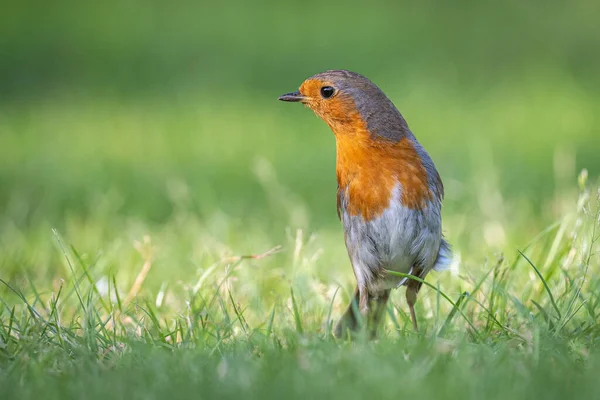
[278,70,409,142]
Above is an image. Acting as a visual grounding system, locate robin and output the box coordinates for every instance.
[279,70,452,337]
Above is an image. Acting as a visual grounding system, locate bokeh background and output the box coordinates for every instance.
[1,0,599,316]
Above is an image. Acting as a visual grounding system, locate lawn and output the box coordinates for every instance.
[1,1,600,399]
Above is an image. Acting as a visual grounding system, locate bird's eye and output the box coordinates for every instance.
[320,86,335,99]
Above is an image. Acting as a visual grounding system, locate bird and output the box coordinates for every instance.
[278,70,451,337]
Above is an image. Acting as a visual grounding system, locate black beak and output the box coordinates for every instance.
[278,91,306,102]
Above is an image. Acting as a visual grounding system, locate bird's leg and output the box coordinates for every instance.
[334,286,360,337]
[368,289,391,339]
[334,286,390,338]
[358,286,369,314]
[405,268,423,332]
[406,290,418,332]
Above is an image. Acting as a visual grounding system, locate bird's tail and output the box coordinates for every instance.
[432,238,452,271]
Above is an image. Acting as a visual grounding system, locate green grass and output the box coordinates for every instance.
[2,0,600,398]
[1,186,600,399]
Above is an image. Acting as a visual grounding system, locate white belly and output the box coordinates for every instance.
[341,185,443,292]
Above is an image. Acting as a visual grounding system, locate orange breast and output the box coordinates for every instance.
[332,113,432,221]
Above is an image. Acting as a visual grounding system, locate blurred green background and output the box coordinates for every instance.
[0,0,599,292]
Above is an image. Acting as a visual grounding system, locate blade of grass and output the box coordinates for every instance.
[531,300,555,330]
[0,278,47,323]
[325,287,340,336]
[71,246,110,313]
[112,274,123,312]
[53,229,87,314]
[557,300,588,332]
[438,291,469,337]
[265,303,276,338]
[228,289,249,336]
[465,294,524,339]
[508,295,533,320]
[386,303,402,334]
[136,302,167,344]
[24,272,44,311]
[518,249,561,319]
[290,288,303,335]
[458,256,503,320]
